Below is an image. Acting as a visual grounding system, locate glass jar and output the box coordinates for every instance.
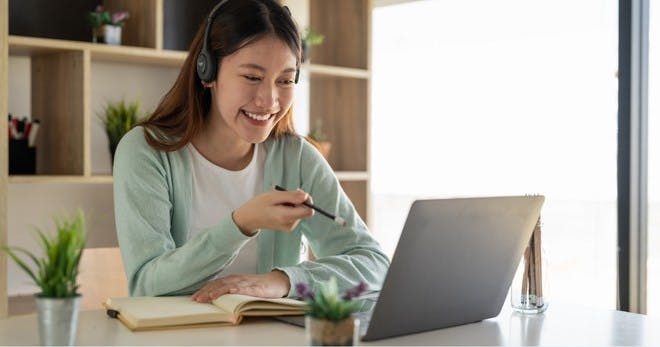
[510,218,548,314]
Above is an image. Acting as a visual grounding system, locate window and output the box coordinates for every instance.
[372,0,618,309]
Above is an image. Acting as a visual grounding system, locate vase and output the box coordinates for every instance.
[510,218,548,314]
[35,295,82,346]
[305,315,359,346]
[109,142,118,169]
[103,25,122,45]
[91,27,104,43]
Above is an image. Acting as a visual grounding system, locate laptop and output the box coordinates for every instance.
[276,195,545,341]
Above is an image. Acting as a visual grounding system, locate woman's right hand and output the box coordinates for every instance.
[232,189,315,236]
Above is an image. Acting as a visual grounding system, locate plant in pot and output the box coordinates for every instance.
[88,5,130,45]
[302,27,324,63]
[98,98,141,166]
[1,210,87,346]
[296,278,368,346]
[306,118,332,159]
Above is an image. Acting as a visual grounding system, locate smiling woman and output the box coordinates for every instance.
[111,0,389,303]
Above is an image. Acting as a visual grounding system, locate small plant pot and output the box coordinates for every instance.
[91,27,105,43]
[305,137,332,159]
[305,315,359,346]
[35,295,82,346]
[302,41,311,63]
[316,141,332,159]
[103,25,122,45]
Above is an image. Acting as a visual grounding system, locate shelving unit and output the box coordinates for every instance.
[0,0,372,318]
[7,35,186,179]
[309,0,371,222]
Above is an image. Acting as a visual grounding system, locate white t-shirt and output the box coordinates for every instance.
[187,143,266,277]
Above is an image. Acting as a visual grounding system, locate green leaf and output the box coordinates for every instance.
[2,210,87,297]
[1,246,40,285]
[98,99,141,150]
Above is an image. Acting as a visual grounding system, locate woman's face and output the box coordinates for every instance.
[209,34,297,144]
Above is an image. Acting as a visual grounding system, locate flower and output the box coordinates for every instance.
[296,277,368,321]
[88,5,130,28]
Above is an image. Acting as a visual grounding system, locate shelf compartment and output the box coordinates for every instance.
[104,0,161,49]
[340,180,367,224]
[310,0,369,69]
[310,75,368,171]
[31,50,86,175]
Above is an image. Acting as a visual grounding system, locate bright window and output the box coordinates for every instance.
[372,0,618,309]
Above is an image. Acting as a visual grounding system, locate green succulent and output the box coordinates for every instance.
[296,277,368,321]
[303,27,325,46]
[1,210,87,298]
[98,98,141,161]
[307,118,327,142]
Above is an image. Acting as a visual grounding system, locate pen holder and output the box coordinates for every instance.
[9,139,36,175]
[511,217,548,314]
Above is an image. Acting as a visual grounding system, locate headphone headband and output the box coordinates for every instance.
[196,0,300,84]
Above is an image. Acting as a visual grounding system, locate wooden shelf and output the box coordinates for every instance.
[8,36,186,67]
[8,173,367,185]
[9,175,113,184]
[8,173,368,185]
[307,64,370,79]
[335,171,369,181]
[9,36,371,77]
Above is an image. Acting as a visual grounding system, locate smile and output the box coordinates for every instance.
[242,110,274,122]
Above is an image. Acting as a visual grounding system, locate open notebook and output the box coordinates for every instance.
[103,294,306,331]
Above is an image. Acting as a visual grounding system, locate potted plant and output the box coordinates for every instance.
[296,278,368,346]
[98,98,141,165]
[1,210,87,346]
[302,27,325,63]
[306,118,332,158]
[88,5,130,45]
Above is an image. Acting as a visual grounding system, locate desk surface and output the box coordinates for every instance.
[1,302,659,346]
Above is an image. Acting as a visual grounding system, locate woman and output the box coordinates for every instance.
[113,0,389,303]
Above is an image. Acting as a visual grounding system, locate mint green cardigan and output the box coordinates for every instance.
[113,127,389,297]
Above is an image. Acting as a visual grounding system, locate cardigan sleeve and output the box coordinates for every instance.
[113,128,253,296]
[274,139,390,297]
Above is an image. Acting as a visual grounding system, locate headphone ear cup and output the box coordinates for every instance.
[196,50,217,82]
[196,51,209,82]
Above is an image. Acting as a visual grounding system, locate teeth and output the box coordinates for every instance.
[244,111,271,121]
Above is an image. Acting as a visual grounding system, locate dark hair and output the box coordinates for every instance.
[139,0,302,151]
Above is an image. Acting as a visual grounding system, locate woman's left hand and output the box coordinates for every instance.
[191,270,291,303]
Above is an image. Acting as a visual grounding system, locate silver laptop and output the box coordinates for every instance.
[277,195,544,341]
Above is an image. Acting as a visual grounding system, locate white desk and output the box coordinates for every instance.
[1,303,659,346]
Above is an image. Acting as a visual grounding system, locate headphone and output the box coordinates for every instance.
[196,0,300,84]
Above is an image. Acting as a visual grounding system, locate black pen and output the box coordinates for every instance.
[274,185,347,226]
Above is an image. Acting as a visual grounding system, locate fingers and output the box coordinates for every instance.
[192,276,245,303]
[191,274,286,302]
[234,189,316,234]
[270,189,310,205]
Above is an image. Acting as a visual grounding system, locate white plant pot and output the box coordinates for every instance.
[35,295,82,346]
[103,25,122,45]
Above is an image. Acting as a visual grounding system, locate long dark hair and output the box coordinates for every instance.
[140,0,302,151]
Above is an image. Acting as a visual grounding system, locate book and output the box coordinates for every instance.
[103,294,307,331]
